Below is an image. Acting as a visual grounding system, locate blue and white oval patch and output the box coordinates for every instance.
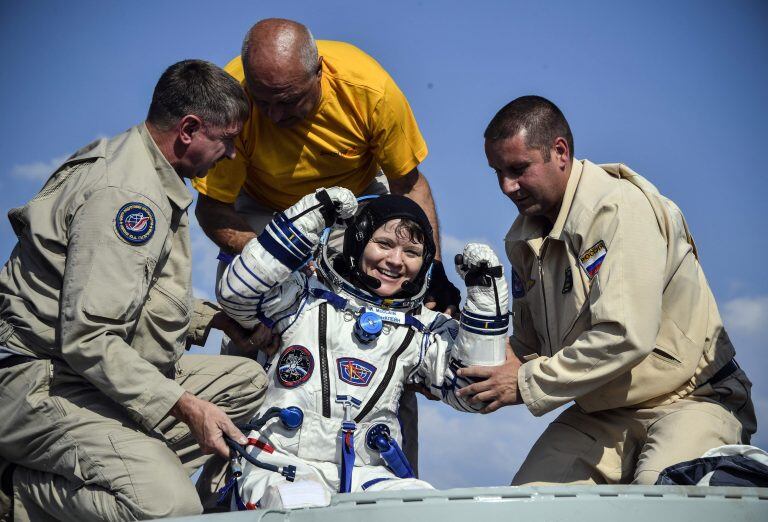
[337,357,377,387]
[115,202,155,244]
[277,345,314,388]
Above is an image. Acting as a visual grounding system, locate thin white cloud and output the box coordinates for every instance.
[11,154,70,180]
[722,295,768,337]
[10,134,109,181]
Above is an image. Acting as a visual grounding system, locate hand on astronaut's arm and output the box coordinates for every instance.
[210,312,280,358]
[284,187,358,242]
[457,340,524,413]
[170,392,247,458]
[454,243,508,316]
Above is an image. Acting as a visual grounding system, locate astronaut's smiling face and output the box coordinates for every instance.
[360,219,425,297]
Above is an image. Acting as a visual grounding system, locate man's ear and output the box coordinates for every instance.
[178,115,203,145]
[553,137,570,167]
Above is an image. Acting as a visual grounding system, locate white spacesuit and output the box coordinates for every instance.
[217,188,509,509]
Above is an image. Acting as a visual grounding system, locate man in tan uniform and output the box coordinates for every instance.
[0,60,267,520]
[458,95,756,485]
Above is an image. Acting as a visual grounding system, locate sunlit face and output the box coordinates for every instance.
[485,132,570,224]
[183,122,241,179]
[360,219,425,297]
[246,64,322,128]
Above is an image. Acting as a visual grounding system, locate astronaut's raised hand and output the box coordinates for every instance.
[283,187,358,242]
[454,243,509,316]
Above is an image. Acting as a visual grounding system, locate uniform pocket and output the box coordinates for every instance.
[81,241,153,320]
[650,347,682,367]
[153,284,189,317]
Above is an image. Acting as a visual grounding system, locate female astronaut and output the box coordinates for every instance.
[217,187,508,509]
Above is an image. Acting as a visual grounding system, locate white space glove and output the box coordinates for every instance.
[454,243,509,317]
[283,187,358,243]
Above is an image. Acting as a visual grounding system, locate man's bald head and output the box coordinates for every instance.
[240,18,323,127]
[242,18,319,87]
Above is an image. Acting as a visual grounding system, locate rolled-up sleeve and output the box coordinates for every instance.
[185,299,220,349]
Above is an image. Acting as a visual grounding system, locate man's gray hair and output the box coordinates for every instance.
[147,59,250,130]
[296,28,318,75]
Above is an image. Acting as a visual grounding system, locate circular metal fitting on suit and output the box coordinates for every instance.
[354,311,383,343]
[365,423,392,451]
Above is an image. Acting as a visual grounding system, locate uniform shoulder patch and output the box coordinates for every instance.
[277,345,314,388]
[115,202,156,245]
[337,357,377,386]
[579,240,607,279]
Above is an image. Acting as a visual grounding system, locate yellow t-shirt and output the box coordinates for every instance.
[193,40,428,210]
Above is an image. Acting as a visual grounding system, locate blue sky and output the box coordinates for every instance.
[1,1,766,488]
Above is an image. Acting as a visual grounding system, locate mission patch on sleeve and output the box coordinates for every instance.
[115,202,156,245]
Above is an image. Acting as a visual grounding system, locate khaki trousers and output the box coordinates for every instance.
[216,175,421,476]
[513,370,756,485]
[0,354,266,521]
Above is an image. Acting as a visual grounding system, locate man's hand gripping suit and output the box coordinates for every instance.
[217,188,508,509]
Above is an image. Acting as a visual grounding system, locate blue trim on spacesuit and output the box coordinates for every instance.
[275,212,313,251]
[230,262,262,295]
[267,220,307,261]
[257,230,305,270]
[257,214,315,271]
[270,213,313,264]
[235,256,275,290]
[459,309,509,335]
[310,287,349,311]
[309,287,428,333]
[224,276,262,301]
[461,309,510,326]
[217,293,261,311]
[361,477,392,490]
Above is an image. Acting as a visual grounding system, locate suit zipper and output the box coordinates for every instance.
[354,328,415,423]
[318,302,331,418]
[536,241,554,357]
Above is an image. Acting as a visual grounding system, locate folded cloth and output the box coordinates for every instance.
[656,444,768,486]
[260,480,332,510]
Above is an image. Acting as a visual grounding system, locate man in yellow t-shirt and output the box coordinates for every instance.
[193,18,456,477]
[194,18,459,317]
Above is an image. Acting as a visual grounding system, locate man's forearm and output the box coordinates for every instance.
[389,168,442,260]
[195,194,257,254]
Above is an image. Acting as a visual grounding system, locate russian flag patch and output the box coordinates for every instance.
[579,240,607,279]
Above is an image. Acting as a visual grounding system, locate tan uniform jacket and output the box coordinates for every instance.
[0,124,216,430]
[507,160,736,417]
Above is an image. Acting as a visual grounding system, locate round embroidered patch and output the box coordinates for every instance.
[115,202,156,244]
[277,345,314,388]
